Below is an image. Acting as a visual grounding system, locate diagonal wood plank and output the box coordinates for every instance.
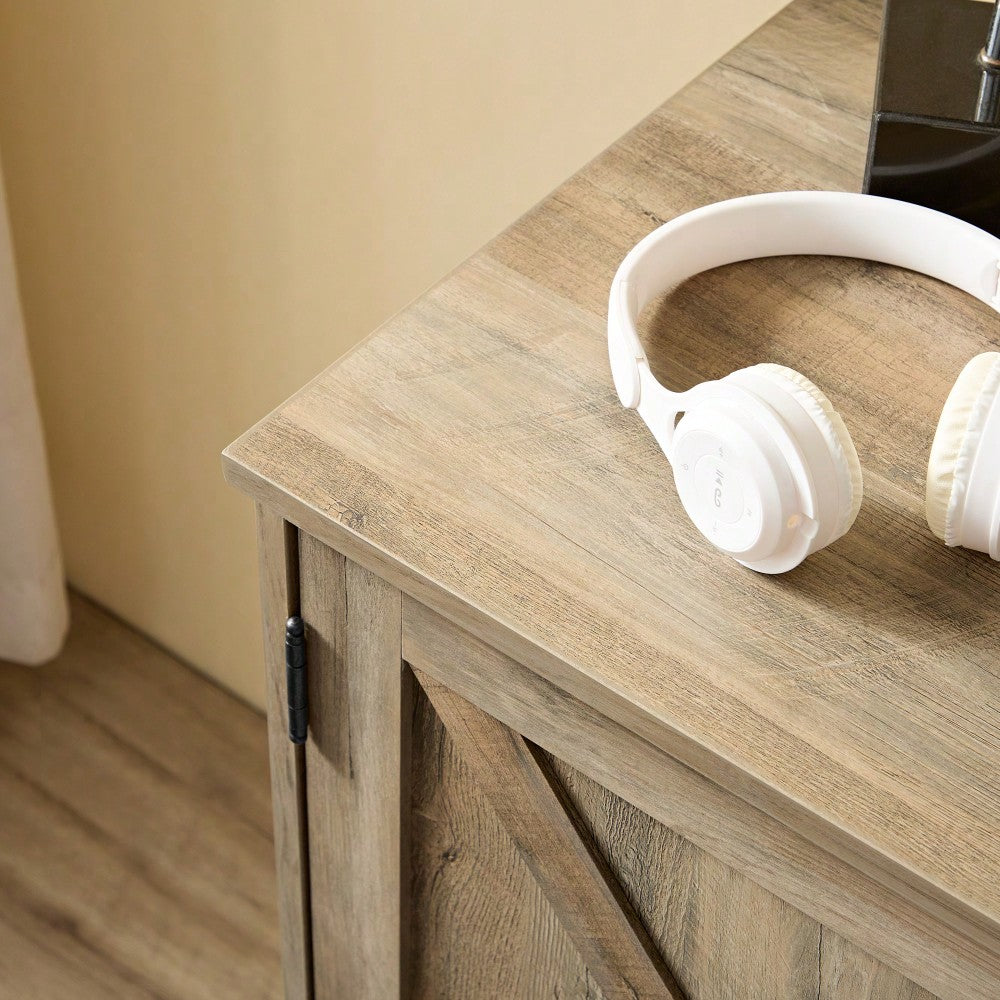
[413,666,684,1000]
[410,684,619,998]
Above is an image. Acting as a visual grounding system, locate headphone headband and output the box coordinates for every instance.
[609,191,1000,409]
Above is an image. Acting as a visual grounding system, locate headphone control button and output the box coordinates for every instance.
[693,454,743,524]
[672,416,782,559]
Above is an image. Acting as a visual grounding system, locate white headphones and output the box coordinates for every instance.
[608,191,1000,573]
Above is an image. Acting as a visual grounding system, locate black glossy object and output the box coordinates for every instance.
[864,0,1000,236]
[285,615,307,744]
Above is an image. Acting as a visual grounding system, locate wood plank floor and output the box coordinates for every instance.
[0,594,281,999]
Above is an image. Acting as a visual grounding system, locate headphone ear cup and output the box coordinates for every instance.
[926,352,1000,545]
[731,364,863,543]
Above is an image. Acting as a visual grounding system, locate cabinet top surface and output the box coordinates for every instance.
[226,0,1000,942]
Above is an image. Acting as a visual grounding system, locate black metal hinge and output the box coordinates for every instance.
[285,616,308,744]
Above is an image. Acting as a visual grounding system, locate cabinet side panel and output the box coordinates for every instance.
[255,504,312,1000]
[301,536,410,999]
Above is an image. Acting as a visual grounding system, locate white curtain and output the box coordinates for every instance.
[0,159,67,664]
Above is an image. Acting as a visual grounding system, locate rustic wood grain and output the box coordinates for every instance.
[225,0,1000,972]
[299,535,411,999]
[820,930,937,1000]
[415,667,683,1000]
[411,657,929,1000]
[409,683,605,1000]
[225,0,1000,993]
[402,598,975,1000]
[547,756,821,1000]
[256,504,312,1000]
[0,594,281,1000]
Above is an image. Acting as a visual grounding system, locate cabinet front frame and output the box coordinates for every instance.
[256,516,996,1000]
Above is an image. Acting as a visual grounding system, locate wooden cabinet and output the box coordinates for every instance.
[226,1,1000,996]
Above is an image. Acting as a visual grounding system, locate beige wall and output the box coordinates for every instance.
[0,0,786,707]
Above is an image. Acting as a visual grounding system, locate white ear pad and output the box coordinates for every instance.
[743,364,863,541]
[926,352,1000,548]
